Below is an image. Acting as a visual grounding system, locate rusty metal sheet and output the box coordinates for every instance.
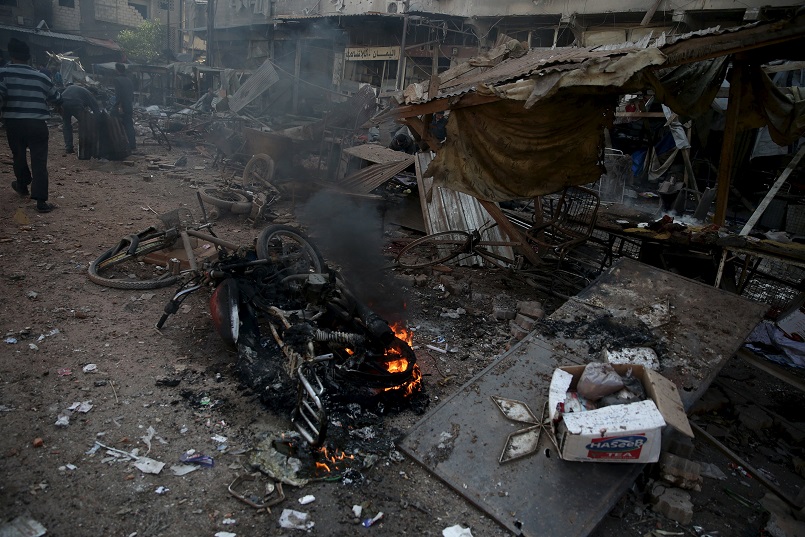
[400,258,766,537]
[338,158,414,194]
[342,144,412,165]
[414,152,515,267]
[242,128,293,162]
[228,59,280,113]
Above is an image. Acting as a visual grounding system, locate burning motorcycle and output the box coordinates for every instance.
[156,224,422,446]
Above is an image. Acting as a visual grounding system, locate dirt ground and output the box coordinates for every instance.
[1,121,804,537]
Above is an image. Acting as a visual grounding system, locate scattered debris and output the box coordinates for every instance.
[362,512,384,527]
[133,457,166,475]
[155,486,169,494]
[68,401,93,413]
[278,509,314,530]
[180,451,214,467]
[82,364,98,373]
[169,464,199,476]
[298,495,315,505]
[0,516,46,537]
[443,525,474,537]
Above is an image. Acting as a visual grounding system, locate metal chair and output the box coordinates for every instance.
[527,186,601,263]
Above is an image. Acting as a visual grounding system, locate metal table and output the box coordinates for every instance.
[400,258,767,536]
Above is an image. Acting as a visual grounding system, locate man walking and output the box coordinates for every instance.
[0,38,62,213]
[61,84,99,154]
[112,63,135,151]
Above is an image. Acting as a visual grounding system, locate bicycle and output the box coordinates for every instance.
[88,202,323,291]
[394,224,594,300]
[395,227,524,270]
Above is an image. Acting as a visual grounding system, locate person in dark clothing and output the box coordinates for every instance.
[0,38,62,213]
[61,84,99,154]
[112,63,136,151]
[430,111,448,143]
[389,133,416,154]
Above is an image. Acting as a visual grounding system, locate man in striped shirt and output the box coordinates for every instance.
[0,38,62,213]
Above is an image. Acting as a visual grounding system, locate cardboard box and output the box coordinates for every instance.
[548,364,693,463]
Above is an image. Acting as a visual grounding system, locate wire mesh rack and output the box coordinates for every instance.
[736,256,805,311]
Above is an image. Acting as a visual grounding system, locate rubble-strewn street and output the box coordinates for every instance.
[1,127,804,537]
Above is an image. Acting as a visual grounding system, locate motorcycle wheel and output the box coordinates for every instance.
[256,225,326,275]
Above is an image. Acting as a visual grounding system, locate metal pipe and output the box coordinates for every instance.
[395,1,409,91]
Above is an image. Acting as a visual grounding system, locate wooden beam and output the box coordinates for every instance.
[691,421,803,509]
[661,14,805,68]
[478,200,543,267]
[614,111,666,118]
[713,62,745,226]
[739,145,805,235]
[640,0,663,26]
[395,93,501,119]
[763,60,805,74]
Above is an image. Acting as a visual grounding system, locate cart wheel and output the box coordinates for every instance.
[242,153,276,191]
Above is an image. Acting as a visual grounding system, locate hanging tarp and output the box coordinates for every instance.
[735,63,805,146]
[393,12,805,202]
[426,94,614,201]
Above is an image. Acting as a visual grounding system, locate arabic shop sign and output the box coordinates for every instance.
[345,46,400,61]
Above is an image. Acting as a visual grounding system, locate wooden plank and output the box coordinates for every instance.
[479,200,543,267]
[691,422,802,508]
[640,0,663,26]
[763,60,805,74]
[737,348,805,393]
[614,111,666,118]
[739,145,805,235]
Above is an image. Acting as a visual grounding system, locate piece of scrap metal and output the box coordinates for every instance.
[492,397,552,464]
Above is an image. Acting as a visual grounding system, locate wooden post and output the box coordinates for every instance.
[713,62,745,226]
[292,36,302,115]
[739,145,805,235]
[479,200,543,267]
[205,0,215,66]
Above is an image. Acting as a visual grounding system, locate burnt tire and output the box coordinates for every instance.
[198,187,253,214]
[88,234,181,290]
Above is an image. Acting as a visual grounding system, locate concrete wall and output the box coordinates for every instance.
[0,2,36,27]
[369,0,801,18]
[94,0,147,27]
[51,0,81,33]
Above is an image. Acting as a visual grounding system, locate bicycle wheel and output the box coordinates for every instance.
[198,187,253,215]
[395,231,472,269]
[88,233,182,290]
[256,225,325,275]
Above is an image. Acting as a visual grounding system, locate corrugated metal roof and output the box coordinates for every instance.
[0,23,86,42]
[439,46,640,93]
[273,12,394,20]
[0,23,121,51]
[404,16,800,106]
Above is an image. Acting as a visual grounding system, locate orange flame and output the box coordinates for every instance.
[390,322,413,346]
[315,461,331,472]
[320,446,355,463]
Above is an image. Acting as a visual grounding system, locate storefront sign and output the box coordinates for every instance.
[345,46,400,61]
